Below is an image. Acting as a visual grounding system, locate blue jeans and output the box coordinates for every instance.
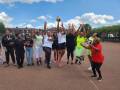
[26,47,33,65]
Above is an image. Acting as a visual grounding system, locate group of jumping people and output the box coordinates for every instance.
[0,22,104,81]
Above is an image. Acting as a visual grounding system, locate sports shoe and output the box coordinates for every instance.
[88,66,92,71]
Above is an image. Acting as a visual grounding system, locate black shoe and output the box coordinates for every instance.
[71,62,73,65]
[4,64,9,67]
[79,61,81,64]
[18,66,21,69]
[47,65,51,69]
[67,61,69,64]
[80,56,84,61]
[32,63,34,66]
[97,77,102,81]
[91,75,97,77]
[3,61,7,64]
[75,59,78,64]
[20,65,23,68]
[39,60,42,65]
[37,61,39,66]
[27,64,31,66]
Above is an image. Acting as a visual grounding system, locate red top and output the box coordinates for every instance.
[91,43,104,63]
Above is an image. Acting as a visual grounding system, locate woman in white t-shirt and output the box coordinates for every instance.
[43,31,53,69]
[57,27,66,67]
[33,31,43,65]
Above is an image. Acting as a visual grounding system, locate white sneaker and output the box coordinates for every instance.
[88,66,92,71]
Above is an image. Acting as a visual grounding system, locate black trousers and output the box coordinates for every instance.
[67,48,74,61]
[91,61,102,78]
[16,53,24,67]
[5,48,15,64]
[43,47,51,66]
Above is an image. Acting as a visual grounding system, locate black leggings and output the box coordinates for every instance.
[43,47,51,66]
[91,61,102,78]
[67,49,74,61]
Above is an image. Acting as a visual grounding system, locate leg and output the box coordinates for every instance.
[26,48,30,65]
[46,47,51,69]
[91,61,97,77]
[60,49,65,62]
[71,50,74,64]
[10,49,15,64]
[44,47,47,64]
[20,53,24,67]
[29,48,33,65]
[54,50,57,61]
[96,63,102,79]
[67,49,70,64]
[88,55,92,70]
[16,54,21,68]
[5,50,10,65]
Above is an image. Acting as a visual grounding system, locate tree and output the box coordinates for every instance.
[0,22,6,34]
[92,24,120,33]
[84,24,92,34]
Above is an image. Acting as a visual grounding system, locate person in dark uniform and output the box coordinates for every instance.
[2,30,15,66]
[66,29,75,64]
[14,33,25,69]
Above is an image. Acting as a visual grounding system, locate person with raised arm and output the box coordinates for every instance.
[43,31,53,69]
[52,31,58,63]
[56,17,66,67]
[74,24,87,64]
[66,24,76,64]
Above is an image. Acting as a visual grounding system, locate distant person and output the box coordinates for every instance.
[2,30,16,67]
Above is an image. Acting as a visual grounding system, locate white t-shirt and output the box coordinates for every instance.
[43,35,53,48]
[57,32,66,44]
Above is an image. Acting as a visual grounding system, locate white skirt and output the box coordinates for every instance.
[34,46,43,59]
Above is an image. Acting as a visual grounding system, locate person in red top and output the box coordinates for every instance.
[90,38,104,81]
[82,37,104,81]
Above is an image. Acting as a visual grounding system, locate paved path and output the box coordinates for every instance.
[0,42,120,90]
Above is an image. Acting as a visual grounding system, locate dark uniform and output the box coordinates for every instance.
[2,34,15,65]
[14,35,25,68]
[66,33,75,64]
